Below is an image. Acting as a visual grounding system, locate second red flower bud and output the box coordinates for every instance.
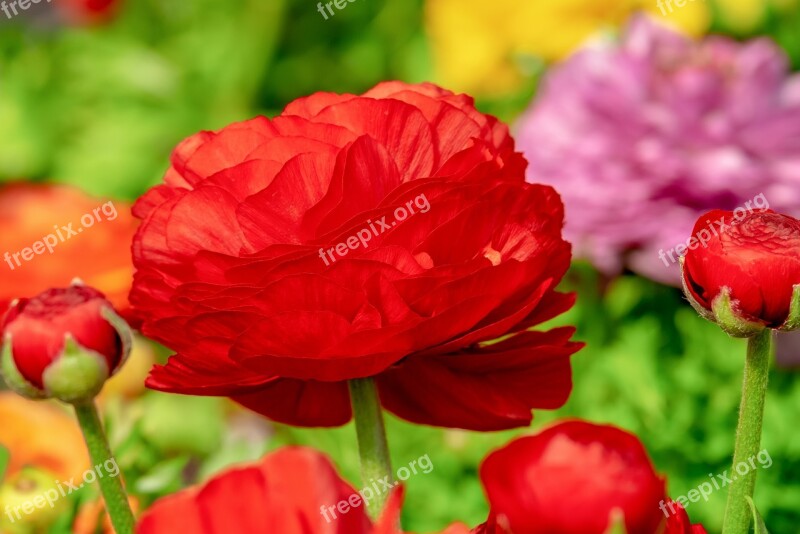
[0,284,131,403]
[681,209,800,337]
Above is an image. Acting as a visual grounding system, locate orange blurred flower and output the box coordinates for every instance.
[0,183,137,316]
[0,393,89,481]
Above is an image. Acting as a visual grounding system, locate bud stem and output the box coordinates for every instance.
[73,401,135,534]
[348,377,393,520]
[722,329,772,534]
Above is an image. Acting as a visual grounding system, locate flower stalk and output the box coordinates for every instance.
[348,377,393,519]
[722,329,772,534]
[73,400,135,534]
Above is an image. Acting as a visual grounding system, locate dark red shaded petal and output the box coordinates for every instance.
[145,351,274,396]
[377,329,581,430]
[232,380,352,427]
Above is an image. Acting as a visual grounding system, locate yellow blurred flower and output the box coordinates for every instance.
[426,0,710,96]
[98,335,156,402]
[645,0,710,35]
[0,467,70,534]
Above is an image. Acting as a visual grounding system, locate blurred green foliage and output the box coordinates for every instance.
[0,0,429,198]
[2,0,798,197]
[1,1,799,533]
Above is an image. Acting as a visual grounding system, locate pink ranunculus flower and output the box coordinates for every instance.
[517,15,800,285]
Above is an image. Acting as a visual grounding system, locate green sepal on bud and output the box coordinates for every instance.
[2,333,114,404]
[711,288,767,338]
[101,305,133,373]
[42,335,111,403]
[1,334,48,401]
[680,257,768,338]
[782,284,800,332]
[681,256,800,336]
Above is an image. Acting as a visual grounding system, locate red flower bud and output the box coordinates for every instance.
[479,421,668,534]
[682,210,800,335]
[0,285,131,402]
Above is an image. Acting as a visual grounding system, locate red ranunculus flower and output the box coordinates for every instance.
[682,209,800,331]
[131,81,582,430]
[1,285,130,402]
[136,447,401,534]
[478,421,705,534]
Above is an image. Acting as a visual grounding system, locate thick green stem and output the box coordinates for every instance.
[73,401,135,534]
[722,329,772,534]
[348,377,393,519]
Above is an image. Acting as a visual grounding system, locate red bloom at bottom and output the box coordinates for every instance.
[137,447,399,534]
[477,421,706,534]
[137,447,473,534]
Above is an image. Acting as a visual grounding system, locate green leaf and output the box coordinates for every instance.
[747,497,770,534]
[782,284,800,331]
[134,456,190,496]
[139,392,224,456]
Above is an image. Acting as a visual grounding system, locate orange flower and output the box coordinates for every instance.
[0,393,89,480]
[0,183,137,316]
